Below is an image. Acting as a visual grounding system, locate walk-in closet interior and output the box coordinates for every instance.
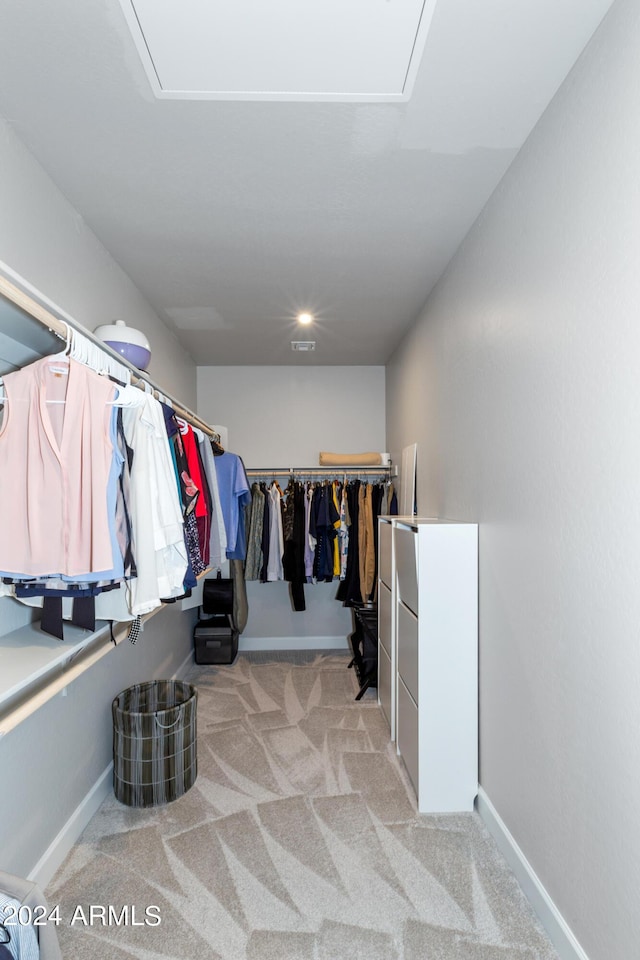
[1,1,638,958]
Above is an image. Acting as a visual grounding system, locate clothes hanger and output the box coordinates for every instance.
[47,321,72,363]
[69,327,132,385]
[175,414,189,435]
[42,322,73,404]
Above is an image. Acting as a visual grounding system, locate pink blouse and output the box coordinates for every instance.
[0,356,116,577]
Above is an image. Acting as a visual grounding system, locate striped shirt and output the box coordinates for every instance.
[0,895,40,960]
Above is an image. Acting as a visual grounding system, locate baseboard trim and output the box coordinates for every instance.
[239,636,349,651]
[28,764,113,889]
[476,787,590,960]
[174,648,196,679]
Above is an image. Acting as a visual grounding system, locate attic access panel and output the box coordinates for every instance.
[119,0,437,101]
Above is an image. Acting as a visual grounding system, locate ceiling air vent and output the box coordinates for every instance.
[291,340,316,352]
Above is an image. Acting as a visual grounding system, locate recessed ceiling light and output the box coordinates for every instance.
[297,312,313,325]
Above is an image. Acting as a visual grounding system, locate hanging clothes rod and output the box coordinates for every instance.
[0,273,220,442]
[245,466,393,478]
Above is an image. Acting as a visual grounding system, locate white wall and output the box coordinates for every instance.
[198,365,386,467]
[198,365,386,644]
[0,117,196,405]
[386,1,640,957]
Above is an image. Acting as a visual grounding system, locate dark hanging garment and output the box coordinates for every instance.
[41,596,64,639]
[34,587,100,640]
[71,595,96,631]
[282,480,295,542]
[336,480,362,605]
[311,483,335,582]
[283,481,306,611]
[259,482,271,582]
[311,483,337,582]
[161,400,179,439]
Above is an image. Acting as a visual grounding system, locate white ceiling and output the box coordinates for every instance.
[0,0,614,366]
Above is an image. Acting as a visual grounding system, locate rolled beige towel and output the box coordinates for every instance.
[319,451,383,466]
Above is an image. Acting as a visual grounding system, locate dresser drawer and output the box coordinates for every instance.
[397,600,418,704]
[378,580,392,658]
[378,642,393,735]
[378,518,393,587]
[397,676,418,795]
[394,524,418,614]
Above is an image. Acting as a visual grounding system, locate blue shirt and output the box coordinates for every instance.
[213,453,251,560]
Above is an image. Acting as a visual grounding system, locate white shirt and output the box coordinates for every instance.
[122,394,188,615]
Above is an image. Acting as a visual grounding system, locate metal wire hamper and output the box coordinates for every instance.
[112,680,197,807]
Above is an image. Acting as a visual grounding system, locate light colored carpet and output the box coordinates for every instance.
[47,653,559,959]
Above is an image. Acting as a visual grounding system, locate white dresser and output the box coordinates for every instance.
[378,516,478,813]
